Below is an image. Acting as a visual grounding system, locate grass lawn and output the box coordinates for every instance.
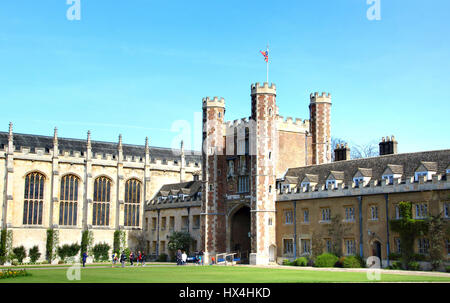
[1,266,450,283]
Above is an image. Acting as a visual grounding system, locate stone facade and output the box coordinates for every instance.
[200,83,332,265]
[0,126,201,263]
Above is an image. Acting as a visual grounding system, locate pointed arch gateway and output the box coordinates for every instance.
[229,204,251,263]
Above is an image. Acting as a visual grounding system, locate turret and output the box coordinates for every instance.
[309,92,332,165]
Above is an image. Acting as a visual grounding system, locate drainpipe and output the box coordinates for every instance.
[293,201,297,258]
[358,196,363,258]
[156,209,160,257]
[385,193,390,267]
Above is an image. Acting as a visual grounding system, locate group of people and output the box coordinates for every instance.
[176,249,204,265]
[112,251,146,267]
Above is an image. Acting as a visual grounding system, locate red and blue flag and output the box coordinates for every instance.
[260,50,269,62]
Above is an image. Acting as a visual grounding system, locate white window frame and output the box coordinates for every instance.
[283,238,294,256]
[300,182,310,192]
[345,207,355,222]
[345,239,356,256]
[382,174,394,184]
[303,209,309,223]
[414,171,435,182]
[326,180,336,190]
[301,238,311,255]
[418,238,430,255]
[369,205,379,221]
[321,208,331,222]
[284,210,293,225]
[415,203,428,219]
[394,205,402,219]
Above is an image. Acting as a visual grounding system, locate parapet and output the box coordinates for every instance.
[202,96,225,109]
[310,92,332,104]
[251,82,276,95]
[276,116,309,133]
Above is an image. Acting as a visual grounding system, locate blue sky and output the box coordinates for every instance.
[0,0,449,153]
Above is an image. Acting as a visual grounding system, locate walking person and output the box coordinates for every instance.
[181,251,187,265]
[120,251,126,268]
[111,252,116,267]
[129,251,134,266]
[137,251,142,266]
[82,251,88,268]
[198,250,204,266]
[141,251,146,266]
[176,249,182,266]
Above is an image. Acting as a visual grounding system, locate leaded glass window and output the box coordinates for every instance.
[92,176,111,226]
[59,175,79,226]
[124,179,141,227]
[23,172,45,225]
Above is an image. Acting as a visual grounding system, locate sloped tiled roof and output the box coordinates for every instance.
[418,161,438,172]
[0,132,202,164]
[386,164,403,175]
[285,149,450,185]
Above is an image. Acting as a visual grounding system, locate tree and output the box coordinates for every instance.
[12,246,26,263]
[92,243,111,262]
[168,231,193,256]
[46,229,59,262]
[390,202,428,269]
[80,230,93,258]
[128,230,146,253]
[426,212,449,271]
[28,246,41,263]
[351,141,378,159]
[311,230,324,260]
[327,214,352,257]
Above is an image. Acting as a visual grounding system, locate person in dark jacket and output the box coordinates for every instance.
[176,249,182,265]
[82,252,88,267]
[129,251,134,266]
[120,251,126,267]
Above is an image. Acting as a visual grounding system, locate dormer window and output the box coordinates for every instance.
[281,184,291,192]
[382,175,394,185]
[382,165,403,184]
[300,182,310,191]
[414,162,437,182]
[353,177,364,187]
[326,180,336,190]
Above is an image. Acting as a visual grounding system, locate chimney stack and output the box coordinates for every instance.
[334,143,350,162]
[379,135,398,156]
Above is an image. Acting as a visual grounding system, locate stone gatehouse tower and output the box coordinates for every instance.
[201,82,332,265]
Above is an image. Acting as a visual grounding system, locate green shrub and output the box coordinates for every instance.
[412,254,427,262]
[387,261,402,270]
[28,246,41,263]
[0,230,7,265]
[389,253,401,261]
[157,253,168,262]
[293,257,308,266]
[335,256,345,268]
[57,243,80,262]
[12,246,26,263]
[343,255,363,268]
[446,266,450,273]
[113,230,121,254]
[282,259,293,266]
[314,253,339,268]
[407,261,420,271]
[92,243,110,262]
[354,255,365,268]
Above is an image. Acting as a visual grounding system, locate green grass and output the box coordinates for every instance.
[1,266,449,283]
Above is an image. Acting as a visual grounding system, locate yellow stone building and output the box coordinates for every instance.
[0,124,201,263]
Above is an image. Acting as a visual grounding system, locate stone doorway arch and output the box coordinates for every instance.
[229,205,251,263]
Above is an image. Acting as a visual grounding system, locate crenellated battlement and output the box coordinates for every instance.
[251,82,276,95]
[277,174,450,201]
[276,115,309,133]
[310,92,332,104]
[202,96,225,108]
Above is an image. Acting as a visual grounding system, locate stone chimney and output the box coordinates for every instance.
[334,143,350,162]
[379,135,398,156]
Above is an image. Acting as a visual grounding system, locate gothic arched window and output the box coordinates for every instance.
[23,172,45,225]
[59,175,79,226]
[93,176,111,226]
[124,179,141,227]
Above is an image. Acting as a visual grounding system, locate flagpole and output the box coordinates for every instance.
[266,44,269,83]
